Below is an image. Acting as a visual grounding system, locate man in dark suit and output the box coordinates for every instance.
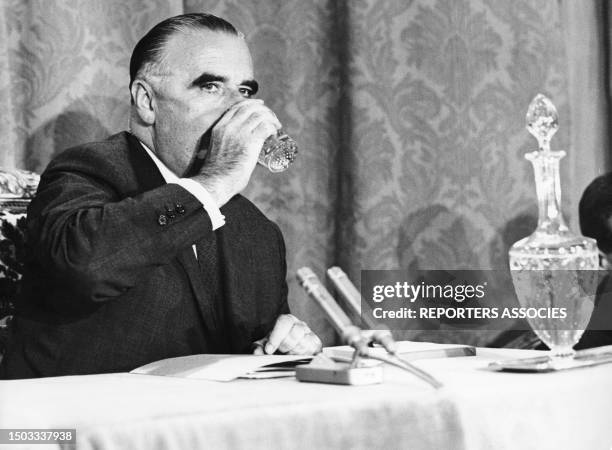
[574,172,612,349]
[0,13,321,379]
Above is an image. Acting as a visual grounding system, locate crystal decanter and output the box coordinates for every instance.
[508,94,599,359]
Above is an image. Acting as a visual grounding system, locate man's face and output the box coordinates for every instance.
[148,29,257,176]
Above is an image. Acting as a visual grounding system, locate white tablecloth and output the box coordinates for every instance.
[1,348,611,450]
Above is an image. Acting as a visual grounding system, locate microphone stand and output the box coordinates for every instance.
[297,267,443,389]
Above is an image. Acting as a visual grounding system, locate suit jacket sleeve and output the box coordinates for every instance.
[28,146,213,303]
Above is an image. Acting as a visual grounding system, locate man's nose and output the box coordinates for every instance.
[224,88,246,108]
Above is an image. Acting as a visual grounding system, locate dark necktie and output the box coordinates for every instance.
[195,235,229,351]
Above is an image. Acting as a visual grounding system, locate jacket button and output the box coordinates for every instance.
[158,214,168,226]
[176,203,185,214]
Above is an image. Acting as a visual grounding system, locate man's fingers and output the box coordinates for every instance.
[250,122,279,150]
[286,331,322,355]
[264,314,299,354]
[307,332,323,354]
[303,331,323,355]
[253,345,265,355]
[242,108,281,133]
[220,101,280,135]
[215,99,264,129]
[252,337,267,355]
[277,321,307,353]
[258,315,323,355]
[242,111,280,136]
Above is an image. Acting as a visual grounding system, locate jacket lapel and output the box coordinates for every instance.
[125,132,165,193]
[217,199,260,352]
[125,132,219,338]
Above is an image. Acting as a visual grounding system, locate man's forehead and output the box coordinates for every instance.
[161,28,253,78]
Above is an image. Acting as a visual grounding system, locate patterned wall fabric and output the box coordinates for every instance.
[341,0,572,345]
[1,0,183,171]
[0,0,609,345]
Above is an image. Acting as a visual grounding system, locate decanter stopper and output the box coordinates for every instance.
[526,94,558,152]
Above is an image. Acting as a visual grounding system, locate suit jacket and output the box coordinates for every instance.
[0,132,289,379]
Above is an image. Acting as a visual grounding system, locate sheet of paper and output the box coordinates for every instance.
[323,340,475,362]
[488,344,612,372]
[239,370,297,379]
[131,354,312,382]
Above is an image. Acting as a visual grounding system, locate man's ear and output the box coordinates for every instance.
[131,80,156,125]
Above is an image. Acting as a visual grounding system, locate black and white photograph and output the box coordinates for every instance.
[0,1,611,449]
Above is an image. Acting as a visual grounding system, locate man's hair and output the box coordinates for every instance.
[579,172,612,254]
[129,13,239,90]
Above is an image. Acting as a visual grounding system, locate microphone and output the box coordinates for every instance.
[326,266,397,354]
[299,266,443,388]
[296,267,369,355]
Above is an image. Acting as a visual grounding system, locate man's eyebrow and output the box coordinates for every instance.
[242,79,259,95]
[190,72,226,88]
[189,73,259,95]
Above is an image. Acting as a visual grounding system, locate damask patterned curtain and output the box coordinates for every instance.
[0,0,609,345]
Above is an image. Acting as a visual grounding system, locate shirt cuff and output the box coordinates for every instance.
[172,178,225,230]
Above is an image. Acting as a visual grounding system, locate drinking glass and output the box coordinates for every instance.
[258,130,298,173]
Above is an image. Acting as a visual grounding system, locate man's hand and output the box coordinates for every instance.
[252,314,322,355]
[192,99,281,207]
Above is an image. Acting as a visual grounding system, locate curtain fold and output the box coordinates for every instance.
[561,0,611,231]
[1,0,610,345]
[0,0,15,169]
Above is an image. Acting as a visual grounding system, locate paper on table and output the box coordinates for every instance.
[240,369,297,380]
[488,344,612,372]
[323,340,475,362]
[130,354,312,382]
